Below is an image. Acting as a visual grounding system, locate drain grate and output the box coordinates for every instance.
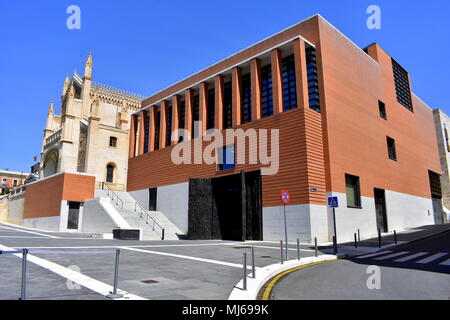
[141,280,159,284]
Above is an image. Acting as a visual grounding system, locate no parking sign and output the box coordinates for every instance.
[280,190,291,205]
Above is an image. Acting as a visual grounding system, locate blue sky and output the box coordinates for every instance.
[1,0,449,173]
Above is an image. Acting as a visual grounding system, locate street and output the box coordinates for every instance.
[0,222,320,300]
[269,231,450,300]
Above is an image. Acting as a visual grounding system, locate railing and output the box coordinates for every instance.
[9,185,27,199]
[101,182,123,209]
[134,201,165,240]
[0,194,9,204]
[44,129,62,149]
[101,182,165,240]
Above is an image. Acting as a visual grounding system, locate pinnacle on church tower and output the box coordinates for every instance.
[48,99,54,115]
[84,50,93,80]
[62,73,70,97]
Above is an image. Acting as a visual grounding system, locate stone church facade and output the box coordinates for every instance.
[40,52,143,190]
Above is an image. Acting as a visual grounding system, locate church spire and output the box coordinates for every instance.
[48,99,54,115]
[62,73,70,97]
[84,50,93,80]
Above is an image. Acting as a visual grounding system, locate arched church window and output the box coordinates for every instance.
[106,164,115,183]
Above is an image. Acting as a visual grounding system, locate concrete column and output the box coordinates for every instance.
[232,67,242,127]
[172,95,180,145]
[214,75,224,131]
[185,89,194,140]
[250,58,261,121]
[271,49,283,114]
[138,111,146,155]
[199,82,208,136]
[293,38,309,108]
[129,114,138,158]
[148,107,156,152]
[159,101,168,148]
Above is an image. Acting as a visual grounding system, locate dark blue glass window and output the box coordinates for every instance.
[144,114,149,153]
[241,73,252,123]
[306,46,320,112]
[282,54,297,111]
[223,81,232,129]
[260,64,273,118]
[166,104,172,147]
[207,88,215,130]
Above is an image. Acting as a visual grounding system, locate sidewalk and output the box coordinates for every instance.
[321,224,450,257]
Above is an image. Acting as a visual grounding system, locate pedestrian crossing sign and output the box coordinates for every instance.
[328,196,338,208]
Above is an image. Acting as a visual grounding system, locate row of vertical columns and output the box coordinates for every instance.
[129,38,310,158]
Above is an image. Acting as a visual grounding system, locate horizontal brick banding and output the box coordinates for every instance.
[127,107,326,207]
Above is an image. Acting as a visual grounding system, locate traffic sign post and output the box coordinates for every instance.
[280,190,290,260]
[328,196,339,254]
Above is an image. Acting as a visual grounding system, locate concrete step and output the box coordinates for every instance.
[95,188,183,241]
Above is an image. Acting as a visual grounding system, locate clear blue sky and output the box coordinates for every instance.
[1,0,449,173]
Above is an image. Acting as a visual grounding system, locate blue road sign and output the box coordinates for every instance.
[328,196,339,208]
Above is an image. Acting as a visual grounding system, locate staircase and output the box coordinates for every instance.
[95,187,182,240]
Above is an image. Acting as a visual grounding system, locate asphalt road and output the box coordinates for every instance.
[270,231,450,300]
[0,222,321,300]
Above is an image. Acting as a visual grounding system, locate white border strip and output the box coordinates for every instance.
[121,246,259,270]
[0,225,60,239]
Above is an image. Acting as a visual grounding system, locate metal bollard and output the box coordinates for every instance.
[314,237,318,257]
[333,236,337,254]
[242,252,247,290]
[251,246,256,278]
[394,230,397,244]
[20,249,28,300]
[280,240,284,264]
[106,249,123,299]
[358,229,361,242]
[378,228,382,248]
[297,238,300,260]
[354,233,358,248]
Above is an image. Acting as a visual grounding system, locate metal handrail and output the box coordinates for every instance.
[101,182,123,209]
[101,182,165,240]
[134,201,165,240]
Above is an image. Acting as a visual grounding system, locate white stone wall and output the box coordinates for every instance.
[23,216,60,231]
[156,182,189,234]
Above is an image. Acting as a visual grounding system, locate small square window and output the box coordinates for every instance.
[345,174,361,208]
[387,137,397,161]
[218,145,235,171]
[109,137,117,147]
[378,101,387,120]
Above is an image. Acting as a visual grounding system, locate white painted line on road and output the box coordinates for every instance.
[120,246,261,270]
[0,221,60,233]
[0,225,59,239]
[439,259,450,266]
[394,252,428,262]
[0,236,47,239]
[355,251,393,259]
[0,243,145,300]
[373,252,409,261]
[415,253,448,264]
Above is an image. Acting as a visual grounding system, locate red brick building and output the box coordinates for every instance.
[126,15,443,242]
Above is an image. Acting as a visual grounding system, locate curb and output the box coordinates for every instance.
[228,254,337,300]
